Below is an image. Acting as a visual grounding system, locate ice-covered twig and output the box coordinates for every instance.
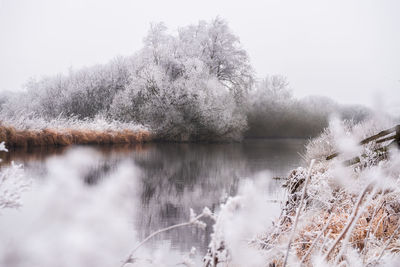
[376,218,400,262]
[0,141,8,152]
[333,187,376,265]
[319,229,332,255]
[324,183,373,262]
[283,159,315,267]
[362,191,385,262]
[120,207,213,267]
[300,213,333,264]
[176,247,197,267]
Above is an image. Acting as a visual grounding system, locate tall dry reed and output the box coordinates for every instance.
[0,125,151,148]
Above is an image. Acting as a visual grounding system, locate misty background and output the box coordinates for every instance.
[0,0,399,113]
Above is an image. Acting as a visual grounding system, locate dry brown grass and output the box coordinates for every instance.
[292,199,400,265]
[0,125,152,148]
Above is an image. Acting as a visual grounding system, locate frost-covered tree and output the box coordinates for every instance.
[178,18,254,102]
[2,56,133,119]
[110,57,246,141]
[109,18,251,141]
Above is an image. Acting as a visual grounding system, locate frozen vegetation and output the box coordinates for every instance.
[0,142,29,210]
[0,18,370,142]
[205,117,400,266]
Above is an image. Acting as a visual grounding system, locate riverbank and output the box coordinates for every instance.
[0,126,151,148]
[205,119,400,266]
[0,117,151,148]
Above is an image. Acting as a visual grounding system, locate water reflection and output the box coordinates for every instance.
[2,139,306,263]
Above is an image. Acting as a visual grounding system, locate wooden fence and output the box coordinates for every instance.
[326,124,400,165]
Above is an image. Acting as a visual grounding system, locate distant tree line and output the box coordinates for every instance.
[246,75,370,138]
[0,18,370,141]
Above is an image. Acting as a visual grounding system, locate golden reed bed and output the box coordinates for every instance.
[0,125,152,148]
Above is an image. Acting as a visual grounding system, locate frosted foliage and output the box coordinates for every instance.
[305,118,394,162]
[109,18,251,141]
[0,141,8,152]
[2,57,132,120]
[178,18,253,99]
[110,58,246,141]
[204,178,281,266]
[0,142,29,210]
[0,162,28,210]
[205,119,400,266]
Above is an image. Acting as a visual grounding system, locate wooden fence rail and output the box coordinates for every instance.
[326,124,400,163]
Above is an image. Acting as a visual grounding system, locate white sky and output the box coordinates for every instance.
[0,0,399,111]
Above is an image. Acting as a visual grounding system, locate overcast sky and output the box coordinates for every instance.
[0,0,399,111]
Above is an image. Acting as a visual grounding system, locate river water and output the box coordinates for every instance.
[0,139,306,266]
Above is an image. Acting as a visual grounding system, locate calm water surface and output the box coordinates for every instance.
[3,139,306,265]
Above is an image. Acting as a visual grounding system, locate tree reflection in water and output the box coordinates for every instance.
[4,139,306,257]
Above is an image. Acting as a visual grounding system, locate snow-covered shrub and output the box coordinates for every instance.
[2,57,133,120]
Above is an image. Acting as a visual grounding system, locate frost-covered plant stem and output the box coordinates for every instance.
[362,191,385,262]
[324,183,373,262]
[121,209,212,266]
[300,213,333,264]
[319,229,332,255]
[283,159,315,267]
[376,218,400,262]
[333,188,376,265]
